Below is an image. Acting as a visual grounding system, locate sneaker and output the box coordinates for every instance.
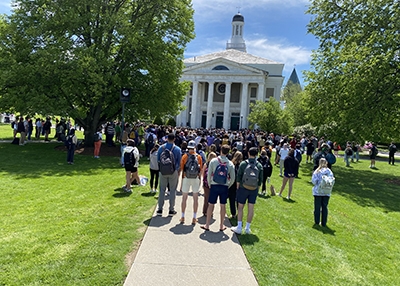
[231,226,242,235]
[122,185,127,191]
[125,188,132,193]
[179,217,185,224]
[168,210,177,216]
[286,196,291,200]
[277,193,282,197]
[245,228,251,234]
[156,209,162,216]
[191,218,198,225]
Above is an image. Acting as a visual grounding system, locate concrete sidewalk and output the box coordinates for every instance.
[124,192,258,286]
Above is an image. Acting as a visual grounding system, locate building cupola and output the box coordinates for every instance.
[226,12,246,52]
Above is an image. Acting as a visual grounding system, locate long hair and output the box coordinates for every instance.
[231,151,243,166]
[315,158,328,173]
[207,152,217,163]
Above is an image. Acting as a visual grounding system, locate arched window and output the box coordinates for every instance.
[212,65,229,71]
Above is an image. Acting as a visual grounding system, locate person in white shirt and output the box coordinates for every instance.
[122,139,141,193]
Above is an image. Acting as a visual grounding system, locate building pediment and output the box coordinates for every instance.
[183,58,268,76]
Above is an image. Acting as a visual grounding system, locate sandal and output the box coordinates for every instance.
[200,225,210,231]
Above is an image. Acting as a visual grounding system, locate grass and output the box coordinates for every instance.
[1,123,399,285]
[231,157,400,285]
[0,141,155,285]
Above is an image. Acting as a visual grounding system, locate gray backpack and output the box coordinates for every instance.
[242,160,259,190]
[185,154,200,178]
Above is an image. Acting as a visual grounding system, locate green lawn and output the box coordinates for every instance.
[232,157,400,285]
[1,123,399,285]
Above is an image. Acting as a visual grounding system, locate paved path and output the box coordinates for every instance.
[124,191,258,286]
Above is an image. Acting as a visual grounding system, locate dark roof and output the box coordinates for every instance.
[288,68,301,85]
[233,13,244,22]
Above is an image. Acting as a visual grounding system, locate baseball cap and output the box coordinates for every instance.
[188,140,196,149]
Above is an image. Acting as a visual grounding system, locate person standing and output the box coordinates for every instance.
[149,144,160,193]
[179,140,203,224]
[66,129,78,164]
[312,158,335,227]
[278,143,289,176]
[156,133,182,216]
[120,124,130,167]
[369,142,378,168]
[17,117,26,145]
[93,128,102,158]
[278,149,299,200]
[257,149,273,195]
[201,152,217,216]
[35,118,42,139]
[388,142,397,165]
[231,147,263,235]
[228,151,243,218]
[201,144,236,231]
[122,139,141,193]
[43,117,52,141]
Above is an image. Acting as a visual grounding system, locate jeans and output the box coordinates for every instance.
[67,145,75,163]
[314,195,330,226]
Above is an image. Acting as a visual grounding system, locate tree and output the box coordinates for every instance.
[283,81,309,127]
[248,99,292,135]
[0,0,194,145]
[305,0,400,143]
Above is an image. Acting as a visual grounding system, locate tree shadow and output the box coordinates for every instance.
[333,167,400,212]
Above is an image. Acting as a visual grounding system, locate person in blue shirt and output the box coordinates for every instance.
[156,133,182,216]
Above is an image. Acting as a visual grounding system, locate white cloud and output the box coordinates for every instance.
[246,38,311,72]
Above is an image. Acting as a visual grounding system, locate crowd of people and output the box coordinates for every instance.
[9,118,398,230]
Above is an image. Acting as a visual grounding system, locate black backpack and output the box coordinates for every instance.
[159,145,176,175]
[124,149,136,167]
[94,133,100,142]
[147,134,154,145]
[64,135,73,148]
[185,154,200,178]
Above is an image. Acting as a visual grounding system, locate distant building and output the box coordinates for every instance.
[287,67,301,87]
[176,13,284,130]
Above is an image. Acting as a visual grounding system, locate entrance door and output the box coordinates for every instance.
[216,116,223,129]
[230,116,240,130]
[201,114,207,128]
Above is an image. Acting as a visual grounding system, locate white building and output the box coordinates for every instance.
[176,13,284,130]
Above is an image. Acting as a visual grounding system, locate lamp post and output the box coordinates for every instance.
[212,112,215,128]
[189,111,192,127]
[240,114,243,129]
[120,88,131,129]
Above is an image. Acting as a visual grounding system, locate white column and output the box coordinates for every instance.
[190,81,199,128]
[206,81,214,128]
[257,83,265,102]
[223,82,232,130]
[240,82,249,128]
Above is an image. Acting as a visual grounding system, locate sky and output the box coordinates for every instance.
[187,0,319,86]
[0,0,318,85]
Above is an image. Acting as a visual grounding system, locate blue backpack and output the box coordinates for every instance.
[212,158,228,184]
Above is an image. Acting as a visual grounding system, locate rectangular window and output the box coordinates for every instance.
[250,87,257,98]
[230,83,240,103]
[266,88,274,98]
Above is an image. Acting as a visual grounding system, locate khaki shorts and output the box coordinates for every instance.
[181,177,201,193]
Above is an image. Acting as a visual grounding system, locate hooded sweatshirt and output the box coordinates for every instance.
[311,167,334,196]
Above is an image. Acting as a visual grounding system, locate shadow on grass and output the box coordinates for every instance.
[237,234,260,245]
[333,166,400,212]
[312,224,336,236]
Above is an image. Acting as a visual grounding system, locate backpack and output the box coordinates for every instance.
[94,133,100,142]
[345,148,353,156]
[212,158,228,184]
[146,134,154,145]
[295,149,302,163]
[124,149,136,167]
[326,153,336,165]
[185,154,200,178]
[242,160,260,190]
[159,145,176,175]
[317,174,335,195]
[373,147,379,156]
[64,135,73,148]
[129,131,136,139]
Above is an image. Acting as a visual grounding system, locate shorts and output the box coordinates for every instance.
[208,184,229,204]
[125,165,137,173]
[181,177,201,193]
[284,172,295,178]
[236,187,258,204]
